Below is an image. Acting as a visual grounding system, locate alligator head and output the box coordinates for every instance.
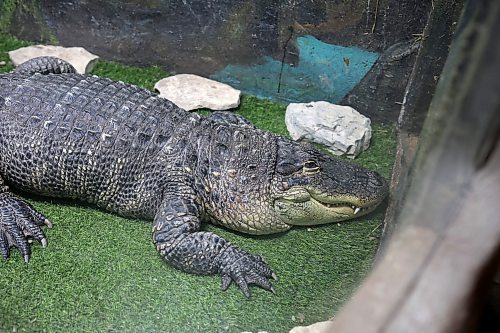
[199,126,389,234]
[272,138,389,226]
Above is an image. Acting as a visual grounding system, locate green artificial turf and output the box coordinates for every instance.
[0,34,396,333]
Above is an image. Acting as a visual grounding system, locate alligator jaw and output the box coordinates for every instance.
[274,193,382,227]
[310,195,381,218]
[318,200,362,215]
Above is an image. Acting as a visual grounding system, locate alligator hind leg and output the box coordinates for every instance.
[14,56,77,76]
[0,178,52,262]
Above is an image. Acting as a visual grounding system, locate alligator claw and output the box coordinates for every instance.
[0,192,51,261]
[218,247,276,298]
[44,219,53,229]
[221,274,232,291]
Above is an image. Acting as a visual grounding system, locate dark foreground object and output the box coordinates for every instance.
[291,0,500,331]
[0,57,387,297]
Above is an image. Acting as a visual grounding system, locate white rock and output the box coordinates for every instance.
[8,45,99,74]
[289,320,334,333]
[285,101,372,159]
[154,74,241,111]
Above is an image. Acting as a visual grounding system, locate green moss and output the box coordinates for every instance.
[90,60,169,91]
[0,33,31,72]
[0,0,17,34]
[24,0,59,44]
[0,34,396,333]
[225,2,254,41]
[235,95,290,136]
[0,1,58,43]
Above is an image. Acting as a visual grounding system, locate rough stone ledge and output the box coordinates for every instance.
[285,101,372,159]
[155,74,241,111]
[9,45,100,74]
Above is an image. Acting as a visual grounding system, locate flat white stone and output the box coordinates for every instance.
[289,320,334,333]
[285,101,372,159]
[154,74,241,111]
[8,45,99,74]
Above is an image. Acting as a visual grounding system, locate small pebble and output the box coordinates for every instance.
[0,61,6,66]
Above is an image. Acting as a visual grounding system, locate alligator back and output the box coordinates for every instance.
[0,73,199,217]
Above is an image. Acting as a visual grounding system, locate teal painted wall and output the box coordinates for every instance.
[211,35,379,103]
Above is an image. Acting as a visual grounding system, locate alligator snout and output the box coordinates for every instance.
[367,170,389,201]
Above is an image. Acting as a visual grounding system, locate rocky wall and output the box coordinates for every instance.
[1,0,434,122]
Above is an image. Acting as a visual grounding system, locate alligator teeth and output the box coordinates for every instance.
[353,207,361,215]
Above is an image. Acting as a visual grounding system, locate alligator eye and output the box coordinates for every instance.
[303,160,320,173]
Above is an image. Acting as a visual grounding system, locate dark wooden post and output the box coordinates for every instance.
[291,0,500,331]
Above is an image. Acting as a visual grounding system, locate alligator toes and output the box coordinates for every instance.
[245,271,275,293]
[221,274,232,291]
[233,273,252,299]
[1,219,31,261]
[18,200,52,228]
[0,230,10,259]
[0,193,50,261]
[218,247,276,298]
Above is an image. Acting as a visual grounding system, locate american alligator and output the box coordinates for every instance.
[0,56,388,297]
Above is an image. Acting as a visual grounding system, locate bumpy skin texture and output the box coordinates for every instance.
[14,56,77,76]
[0,57,388,297]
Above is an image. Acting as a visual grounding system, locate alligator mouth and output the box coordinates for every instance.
[274,192,382,226]
[312,197,379,216]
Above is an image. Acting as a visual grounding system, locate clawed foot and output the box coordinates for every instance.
[0,193,52,262]
[218,247,277,298]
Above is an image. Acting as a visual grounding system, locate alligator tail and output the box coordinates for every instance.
[15,56,77,76]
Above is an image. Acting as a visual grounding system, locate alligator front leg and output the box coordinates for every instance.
[0,178,52,261]
[153,189,276,298]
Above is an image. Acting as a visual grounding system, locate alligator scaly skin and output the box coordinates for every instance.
[0,57,388,297]
[1,71,197,217]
